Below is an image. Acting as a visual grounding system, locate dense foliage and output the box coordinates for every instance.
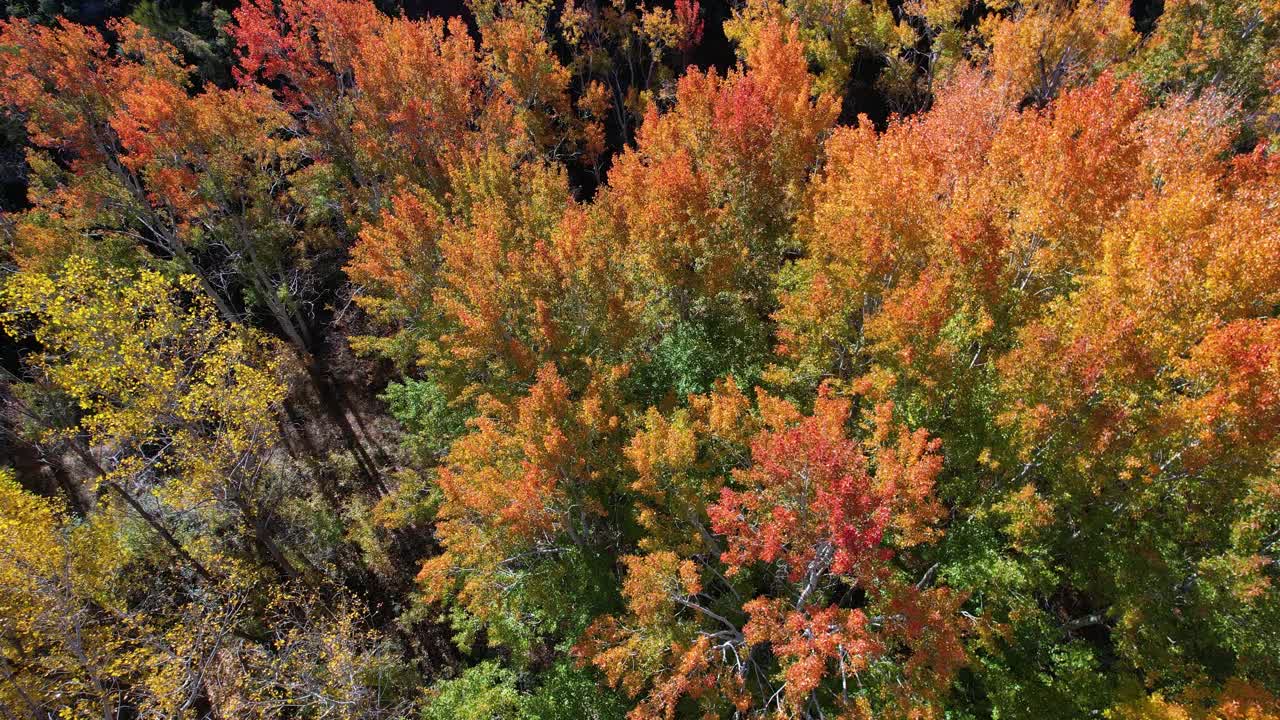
[1,0,1278,718]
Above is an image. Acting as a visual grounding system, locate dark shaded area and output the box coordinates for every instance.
[0,0,123,23]
[0,120,25,212]
[399,0,471,20]
[686,0,735,72]
[840,52,893,128]
[1131,0,1164,34]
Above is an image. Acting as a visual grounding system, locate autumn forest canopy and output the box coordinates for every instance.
[0,0,1278,717]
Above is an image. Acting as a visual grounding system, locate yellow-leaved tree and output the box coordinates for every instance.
[1,256,297,582]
